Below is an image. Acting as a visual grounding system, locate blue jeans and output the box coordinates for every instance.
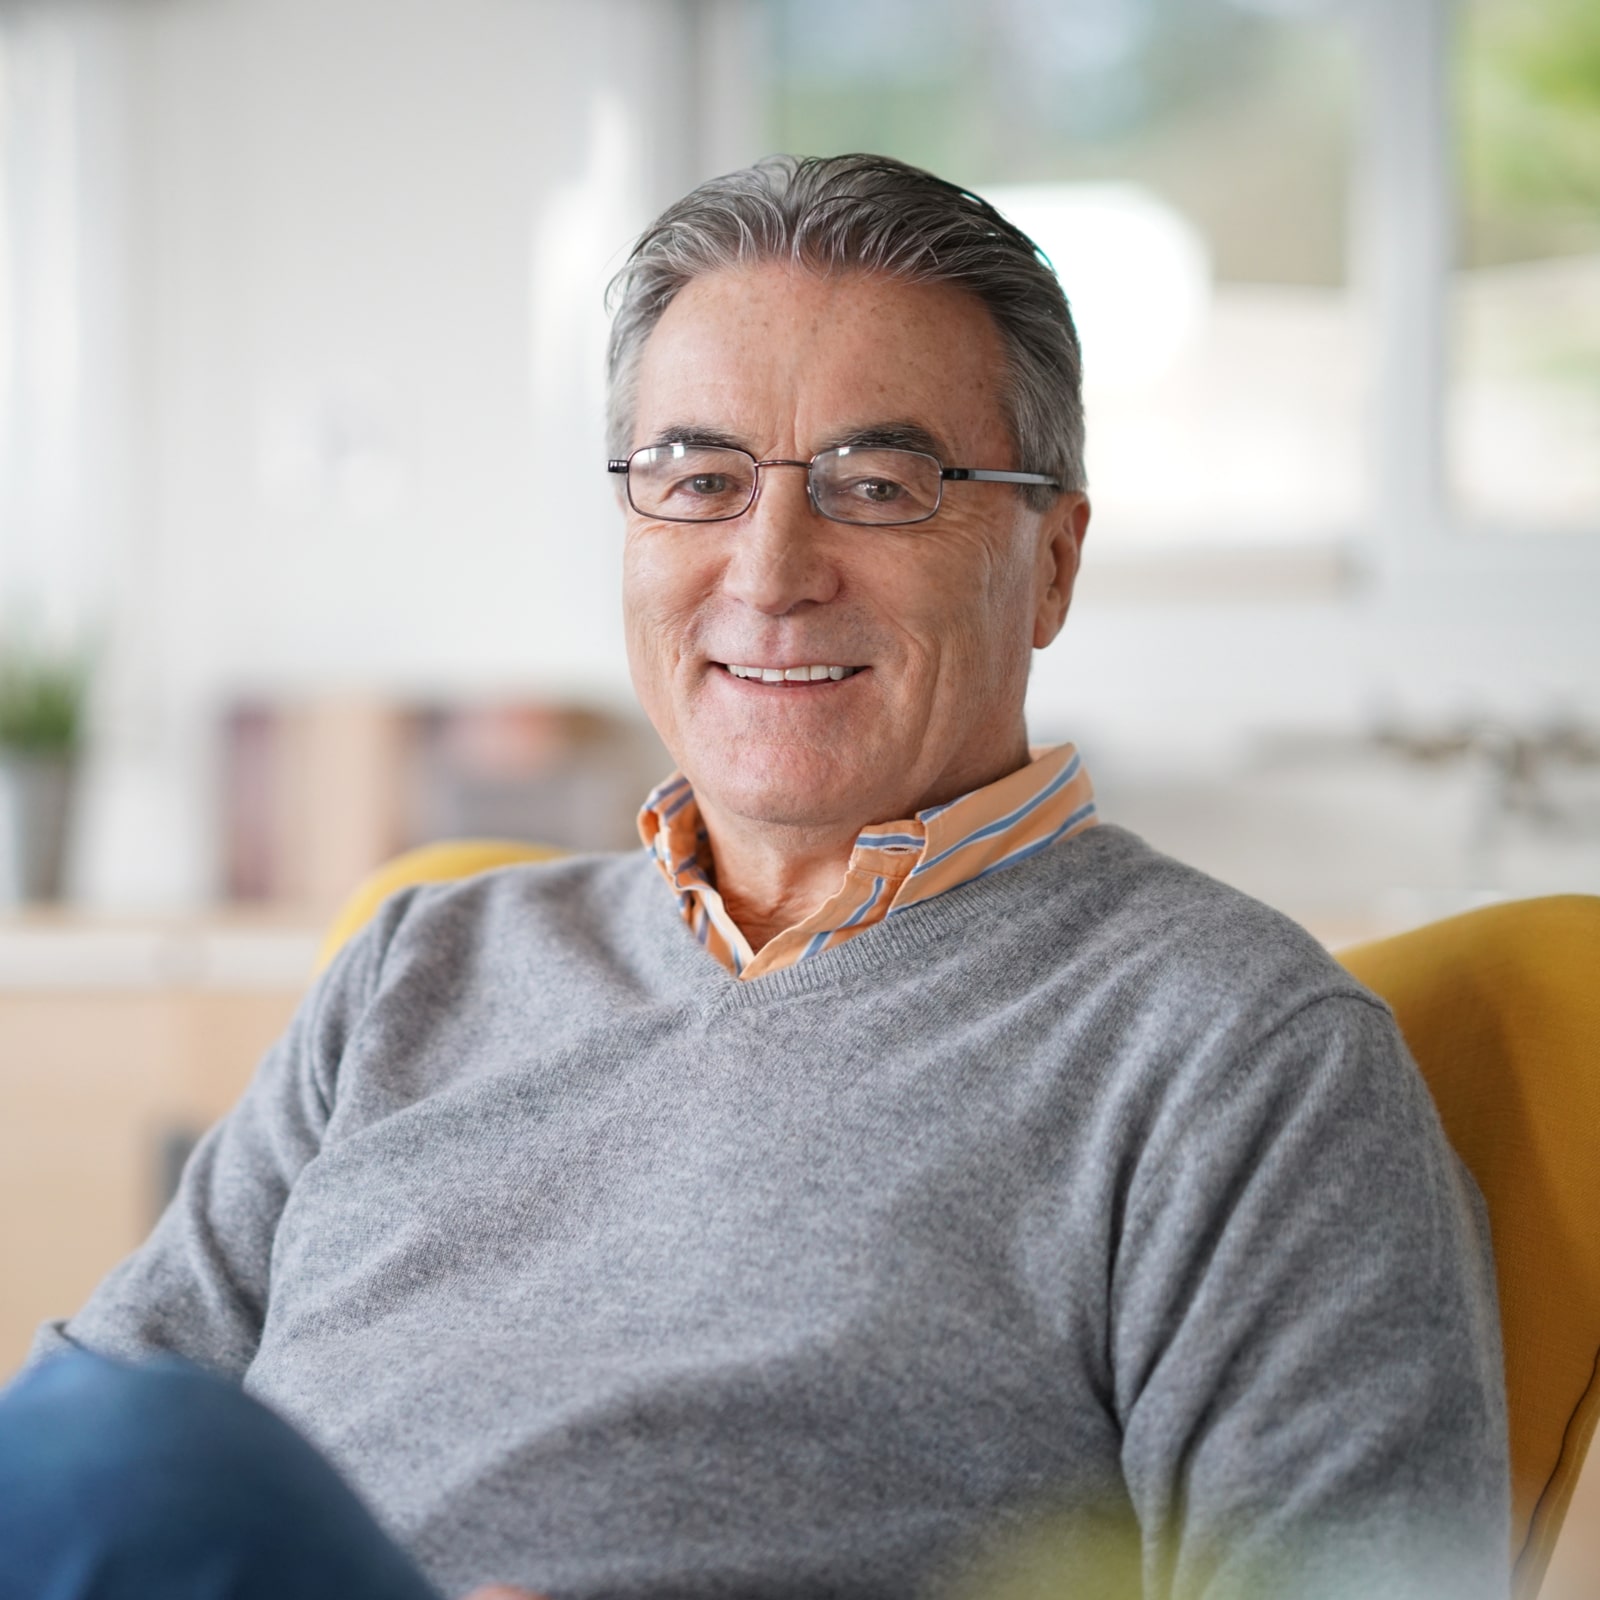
[0,1350,446,1600]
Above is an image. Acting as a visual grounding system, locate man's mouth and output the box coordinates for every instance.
[718,663,865,684]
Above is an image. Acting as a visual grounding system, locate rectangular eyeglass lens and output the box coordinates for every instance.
[813,448,942,524]
[632,445,753,520]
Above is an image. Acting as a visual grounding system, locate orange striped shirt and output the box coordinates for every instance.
[638,743,1098,981]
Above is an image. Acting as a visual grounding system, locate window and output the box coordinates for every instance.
[761,0,1600,561]
[1450,0,1600,533]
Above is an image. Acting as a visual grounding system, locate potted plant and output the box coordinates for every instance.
[0,644,89,903]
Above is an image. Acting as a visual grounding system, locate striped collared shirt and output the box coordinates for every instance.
[637,743,1098,981]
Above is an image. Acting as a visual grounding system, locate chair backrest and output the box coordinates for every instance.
[322,851,1598,1597]
[315,839,566,972]
[1340,895,1600,1599]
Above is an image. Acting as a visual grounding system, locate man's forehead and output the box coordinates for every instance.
[630,263,1011,456]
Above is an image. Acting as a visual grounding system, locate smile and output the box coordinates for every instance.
[720,663,864,683]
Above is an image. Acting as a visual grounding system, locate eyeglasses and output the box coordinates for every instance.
[607,443,1059,527]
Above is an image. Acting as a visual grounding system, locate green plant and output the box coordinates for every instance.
[0,649,88,756]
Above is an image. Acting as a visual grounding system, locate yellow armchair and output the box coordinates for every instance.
[1340,896,1600,1598]
[316,839,567,973]
[323,850,1599,1598]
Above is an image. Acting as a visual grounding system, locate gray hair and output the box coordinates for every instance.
[604,153,1085,508]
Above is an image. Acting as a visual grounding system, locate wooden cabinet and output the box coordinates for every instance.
[0,917,313,1377]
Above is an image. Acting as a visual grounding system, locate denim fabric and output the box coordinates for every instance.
[0,1351,443,1600]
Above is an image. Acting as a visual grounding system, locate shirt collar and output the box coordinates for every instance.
[638,744,1096,979]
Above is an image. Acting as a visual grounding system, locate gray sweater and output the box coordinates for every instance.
[34,825,1509,1599]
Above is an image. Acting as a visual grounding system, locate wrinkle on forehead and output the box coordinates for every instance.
[630,262,1015,467]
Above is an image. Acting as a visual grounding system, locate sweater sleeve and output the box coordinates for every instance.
[25,897,405,1379]
[1112,992,1510,1600]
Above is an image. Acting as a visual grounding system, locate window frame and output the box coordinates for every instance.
[1361,0,1600,591]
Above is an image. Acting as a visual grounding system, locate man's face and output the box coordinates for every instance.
[621,263,1087,837]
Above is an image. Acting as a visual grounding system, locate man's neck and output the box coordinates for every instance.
[697,813,864,954]
[694,740,1035,954]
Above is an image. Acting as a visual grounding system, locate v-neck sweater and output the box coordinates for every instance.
[34,825,1509,1600]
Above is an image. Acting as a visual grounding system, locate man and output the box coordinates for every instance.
[1,154,1507,1599]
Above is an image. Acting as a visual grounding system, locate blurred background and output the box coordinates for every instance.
[0,0,1596,1579]
[0,0,1594,931]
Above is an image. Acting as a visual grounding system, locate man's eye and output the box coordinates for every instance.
[686,474,730,495]
[856,478,905,503]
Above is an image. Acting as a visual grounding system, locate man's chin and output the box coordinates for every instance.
[692,766,890,837]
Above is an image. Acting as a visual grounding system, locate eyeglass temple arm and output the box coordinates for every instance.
[607,460,630,473]
[941,467,1059,486]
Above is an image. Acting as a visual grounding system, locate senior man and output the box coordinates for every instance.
[2,155,1506,1600]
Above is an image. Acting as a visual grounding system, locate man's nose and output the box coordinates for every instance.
[719,464,841,616]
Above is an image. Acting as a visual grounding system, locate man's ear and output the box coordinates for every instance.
[1032,492,1090,650]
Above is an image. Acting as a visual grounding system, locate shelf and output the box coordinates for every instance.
[0,911,323,991]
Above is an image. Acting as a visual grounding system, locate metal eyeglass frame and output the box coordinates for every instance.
[606,444,1060,527]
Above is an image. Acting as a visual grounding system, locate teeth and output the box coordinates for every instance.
[725,663,860,682]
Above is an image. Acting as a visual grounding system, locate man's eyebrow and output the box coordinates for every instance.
[819,421,951,459]
[643,421,955,459]
[646,424,753,452]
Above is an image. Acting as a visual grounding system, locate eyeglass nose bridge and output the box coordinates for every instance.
[744,457,825,522]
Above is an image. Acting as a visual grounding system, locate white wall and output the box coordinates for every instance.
[4,0,733,902]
